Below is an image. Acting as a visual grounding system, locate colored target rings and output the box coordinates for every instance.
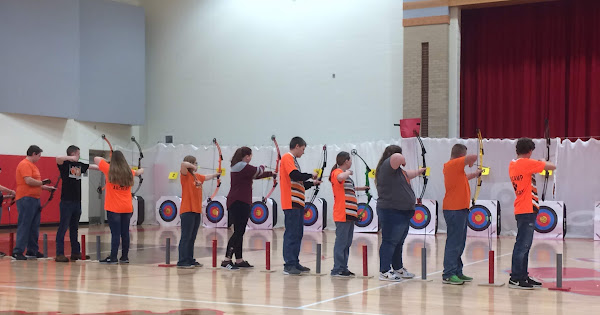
[410,205,431,229]
[304,202,319,226]
[250,201,269,225]
[159,200,178,222]
[468,205,492,231]
[355,203,374,228]
[206,200,225,223]
[535,206,558,233]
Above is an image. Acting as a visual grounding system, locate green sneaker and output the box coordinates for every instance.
[442,275,465,285]
[458,274,473,282]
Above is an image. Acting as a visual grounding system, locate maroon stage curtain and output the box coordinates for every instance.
[460,0,600,139]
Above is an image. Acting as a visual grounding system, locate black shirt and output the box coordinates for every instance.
[58,161,90,202]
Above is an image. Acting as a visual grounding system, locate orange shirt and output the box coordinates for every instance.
[98,159,135,213]
[330,168,358,222]
[509,158,546,215]
[279,152,305,210]
[15,159,42,200]
[180,171,206,214]
[443,156,471,210]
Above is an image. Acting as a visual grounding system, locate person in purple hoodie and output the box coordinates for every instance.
[221,146,275,270]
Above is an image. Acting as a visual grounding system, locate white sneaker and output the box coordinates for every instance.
[394,267,415,279]
[379,270,403,282]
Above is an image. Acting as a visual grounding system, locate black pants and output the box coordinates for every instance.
[225,201,251,259]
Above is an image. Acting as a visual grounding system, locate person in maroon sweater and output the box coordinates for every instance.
[221,146,275,269]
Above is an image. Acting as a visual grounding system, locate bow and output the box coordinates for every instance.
[472,128,484,204]
[309,145,327,204]
[414,131,427,204]
[130,136,144,197]
[541,119,550,201]
[96,134,114,196]
[207,138,223,202]
[41,176,61,210]
[263,135,281,202]
[351,149,372,204]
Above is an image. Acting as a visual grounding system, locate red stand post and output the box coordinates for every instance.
[81,235,86,260]
[266,241,271,271]
[488,250,494,284]
[9,233,14,256]
[212,240,217,268]
[362,245,368,277]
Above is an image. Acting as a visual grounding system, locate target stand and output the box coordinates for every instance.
[354,199,378,233]
[247,197,278,230]
[156,196,182,227]
[203,196,228,228]
[534,201,567,239]
[304,198,327,232]
[467,200,501,238]
[594,201,600,241]
[130,196,145,226]
[408,199,438,235]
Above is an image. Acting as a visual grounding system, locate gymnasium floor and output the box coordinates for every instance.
[1,226,599,314]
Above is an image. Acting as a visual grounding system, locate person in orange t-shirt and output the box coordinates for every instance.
[12,145,56,260]
[442,144,481,285]
[177,155,219,268]
[508,138,555,290]
[94,150,144,264]
[329,151,368,277]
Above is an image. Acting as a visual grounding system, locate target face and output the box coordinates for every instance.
[535,206,558,233]
[304,202,318,226]
[250,201,269,225]
[355,203,374,228]
[410,205,431,230]
[206,200,225,223]
[159,200,178,222]
[468,205,492,231]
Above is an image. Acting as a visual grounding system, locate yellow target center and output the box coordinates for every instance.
[475,214,482,221]
[415,213,423,220]
[305,212,310,218]
[540,217,548,224]
[256,209,263,216]
[211,208,219,216]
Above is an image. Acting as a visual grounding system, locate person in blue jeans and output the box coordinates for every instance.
[375,145,426,281]
[55,145,98,262]
[442,144,481,284]
[0,167,16,257]
[508,138,555,289]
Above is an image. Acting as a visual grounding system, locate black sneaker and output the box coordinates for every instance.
[177,264,194,269]
[234,260,254,268]
[11,253,27,261]
[296,264,310,273]
[332,270,354,277]
[193,261,203,268]
[70,253,91,261]
[283,266,302,275]
[0,251,6,258]
[345,270,356,277]
[26,252,44,259]
[99,257,118,264]
[527,277,542,288]
[119,257,129,264]
[508,278,534,290]
[221,260,239,270]
[55,255,69,263]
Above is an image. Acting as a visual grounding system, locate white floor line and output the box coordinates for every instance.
[298,252,513,309]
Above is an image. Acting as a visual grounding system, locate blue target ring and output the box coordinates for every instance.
[159,200,178,222]
[468,205,492,231]
[250,201,269,225]
[206,200,225,223]
[355,203,374,228]
[535,206,557,233]
[410,205,431,230]
[304,202,318,226]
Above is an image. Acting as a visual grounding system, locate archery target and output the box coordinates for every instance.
[155,196,181,227]
[594,202,600,241]
[304,198,327,232]
[202,196,228,228]
[354,199,379,232]
[534,201,566,239]
[467,200,500,238]
[247,197,277,230]
[409,199,438,235]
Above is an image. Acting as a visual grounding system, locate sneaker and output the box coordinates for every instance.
[379,270,403,282]
[442,275,465,285]
[177,264,194,269]
[11,253,27,261]
[508,278,534,290]
[234,260,254,268]
[296,264,311,273]
[99,257,118,264]
[0,251,6,257]
[119,257,129,264]
[458,274,473,282]
[283,266,302,275]
[527,277,543,288]
[331,270,352,277]
[70,253,91,261]
[26,252,44,259]
[221,260,239,270]
[193,261,203,268]
[55,255,69,263]
[345,270,356,277]
[394,267,415,279]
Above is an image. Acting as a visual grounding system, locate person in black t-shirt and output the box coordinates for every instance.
[55,145,98,262]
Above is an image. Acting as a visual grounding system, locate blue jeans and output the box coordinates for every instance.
[442,209,469,278]
[107,211,132,260]
[331,220,354,274]
[178,212,201,266]
[56,201,82,256]
[511,213,536,280]
[14,197,41,255]
[377,208,414,273]
[283,208,304,268]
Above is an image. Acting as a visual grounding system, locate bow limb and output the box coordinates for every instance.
[351,149,372,204]
[541,119,550,201]
[310,145,327,204]
[414,131,427,204]
[209,138,223,201]
[264,135,281,201]
[472,129,483,204]
[131,136,144,196]
[41,176,61,210]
